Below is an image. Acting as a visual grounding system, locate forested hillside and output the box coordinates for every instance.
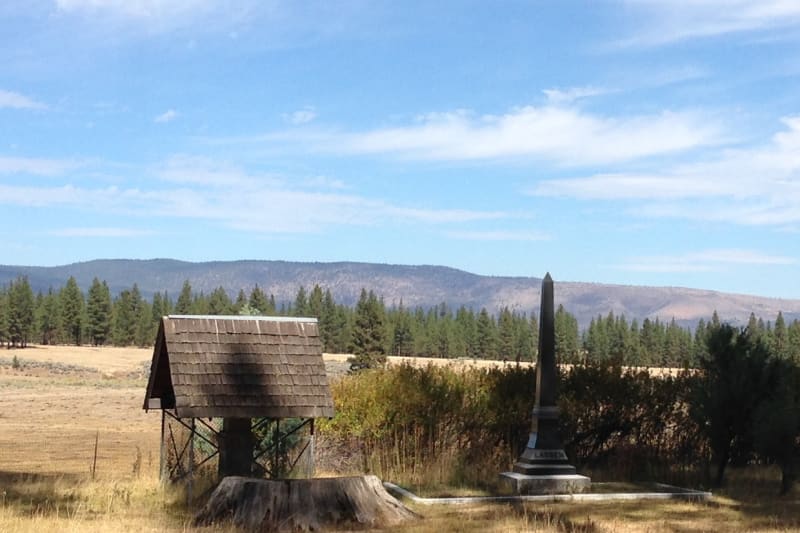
[2,275,799,368]
[1,259,799,329]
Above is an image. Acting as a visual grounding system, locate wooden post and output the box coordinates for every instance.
[92,431,99,480]
[274,419,280,478]
[188,417,195,507]
[310,419,315,477]
[159,410,166,483]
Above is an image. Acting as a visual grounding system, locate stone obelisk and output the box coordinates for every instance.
[499,273,590,494]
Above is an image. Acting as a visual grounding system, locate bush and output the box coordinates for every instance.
[319,362,702,490]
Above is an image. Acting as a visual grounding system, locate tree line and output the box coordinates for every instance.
[1,275,799,368]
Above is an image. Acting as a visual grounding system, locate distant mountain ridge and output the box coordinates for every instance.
[1,259,799,329]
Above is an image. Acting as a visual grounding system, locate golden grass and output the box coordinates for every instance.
[3,345,151,375]
[0,345,797,532]
[0,473,242,532]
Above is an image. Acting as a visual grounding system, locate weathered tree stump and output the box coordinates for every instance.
[193,475,418,531]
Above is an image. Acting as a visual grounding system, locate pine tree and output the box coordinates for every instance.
[37,287,60,345]
[319,289,337,351]
[476,308,496,359]
[134,298,153,347]
[307,285,324,318]
[773,312,788,359]
[113,289,136,345]
[524,312,537,361]
[293,286,308,317]
[390,301,415,356]
[233,289,248,314]
[86,278,112,346]
[249,285,271,315]
[349,289,387,370]
[208,287,232,315]
[0,285,8,347]
[7,276,34,347]
[174,280,193,314]
[554,304,579,363]
[497,307,514,361]
[60,276,84,345]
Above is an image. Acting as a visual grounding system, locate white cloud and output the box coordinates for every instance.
[619,0,800,47]
[532,115,800,227]
[283,108,317,125]
[617,249,797,273]
[0,156,513,233]
[445,230,550,242]
[154,109,178,123]
[0,89,47,110]
[157,154,277,187]
[49,227,155,237]
[0,156,79,176]
[542,86,607,104]
[327,105,722,165]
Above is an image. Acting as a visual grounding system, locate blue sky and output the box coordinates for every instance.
[1,1,800,298]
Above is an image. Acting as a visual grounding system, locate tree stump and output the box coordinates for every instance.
[193,475,418,531]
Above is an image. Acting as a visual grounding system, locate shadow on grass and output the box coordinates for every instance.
[0,470,85,516]
[713,467,800,531]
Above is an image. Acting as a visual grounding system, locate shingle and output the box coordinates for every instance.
[144,315,335,418]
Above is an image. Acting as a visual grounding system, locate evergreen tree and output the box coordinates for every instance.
[293,286,308,317]
[208,286,232,315]
[691,325,774,486]
[319,289,337,351]
[0,285,8,346]
[554,304,579,363]
[390,301,415,356]
[249,285,271,315]
[174,280,193,314]
[37,287,60,345]
[773,312,789,359]
[7,276,35,347]
[60,276,84,345]
[86,278,112,346]
[307,285,324,318]
[233,289,248,314]
[349,289,387,370]
[475,308,496,359]
[497,307,515,361]
[113,289,137,345]
[134,298,153,347]
[528,312,539,362]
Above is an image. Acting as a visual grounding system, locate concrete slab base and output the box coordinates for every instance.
[498,472,591,495]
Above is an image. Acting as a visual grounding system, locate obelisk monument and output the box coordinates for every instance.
[499,273,590,494]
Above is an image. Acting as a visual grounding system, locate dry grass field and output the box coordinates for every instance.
[0,345,796,532]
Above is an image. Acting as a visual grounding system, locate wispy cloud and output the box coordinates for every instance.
[156,154,276,187]
[444,230,550,242]
[542,86,607,104]
[0,156,79,176]
[532,115,800,227]
[617,249,797,273]
[283,107,317,125]
[0,156,513,233]
[154,109,178,123]
[0,89,47,110]
[618,0,800,47]
[48,227,155,237]
[317,105,722,165]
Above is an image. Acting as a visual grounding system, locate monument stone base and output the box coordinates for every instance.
[498,472,591,495]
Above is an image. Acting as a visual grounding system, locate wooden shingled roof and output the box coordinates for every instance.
[143,315,335,419]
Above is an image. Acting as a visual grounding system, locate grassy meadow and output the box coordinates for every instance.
[0,345,798,531]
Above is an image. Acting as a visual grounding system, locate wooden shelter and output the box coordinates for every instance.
[143,315,334,484]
